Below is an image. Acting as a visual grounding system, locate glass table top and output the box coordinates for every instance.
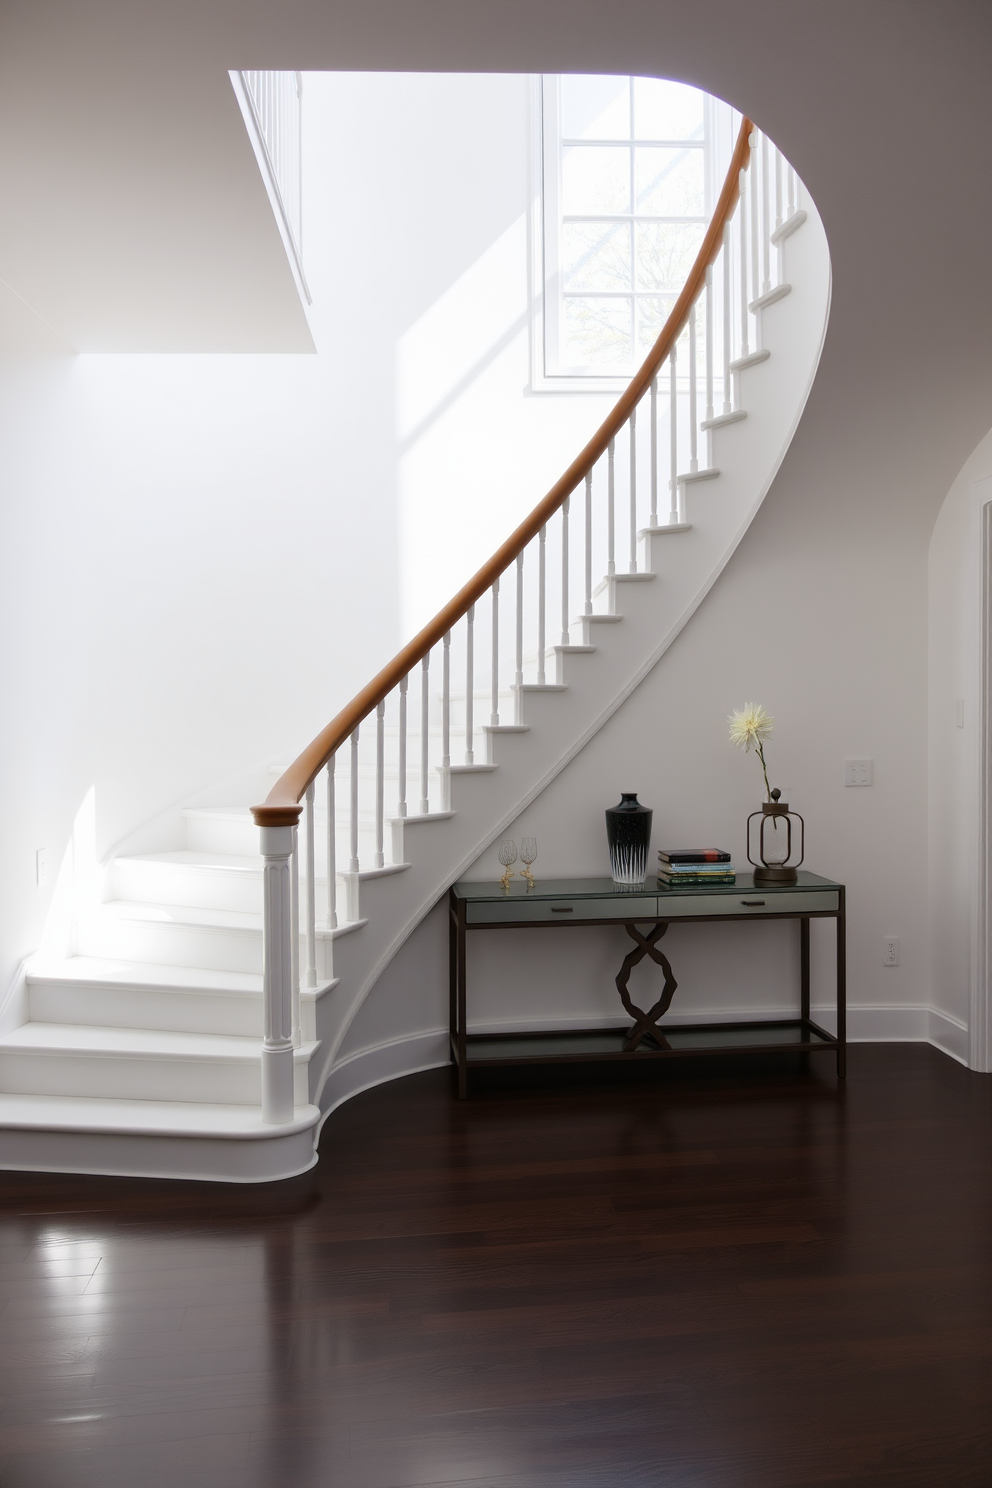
[452,871,841,903]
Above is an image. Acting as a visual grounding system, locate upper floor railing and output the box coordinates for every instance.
[238,70,308,301]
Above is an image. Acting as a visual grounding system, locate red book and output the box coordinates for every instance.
[658,848,732,864]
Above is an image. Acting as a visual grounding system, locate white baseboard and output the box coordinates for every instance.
[315,1004,979,1134]
[811,1003,928,1041]
[0,959,29,1040]
[316,1029,450,1136]
[928,1006,970,1065]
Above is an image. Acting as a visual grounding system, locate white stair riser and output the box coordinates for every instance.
[0,1124,318,1183]
[27,980,319,1041]
[184,812,259,856]
[76,914,335,980]
[78,915,263,974]
[0,1049,310,1105]
[115,860,263,914]
[181,811,393,867]
[31,981,254,1038]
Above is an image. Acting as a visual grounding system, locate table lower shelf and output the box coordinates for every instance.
[455,1019,837,1068]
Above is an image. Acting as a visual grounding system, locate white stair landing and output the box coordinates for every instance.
[0,1093,320,1183]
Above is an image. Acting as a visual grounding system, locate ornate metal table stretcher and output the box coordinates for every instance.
[448,872,846,1098]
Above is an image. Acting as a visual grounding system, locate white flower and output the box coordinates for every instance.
[728,703,773,753]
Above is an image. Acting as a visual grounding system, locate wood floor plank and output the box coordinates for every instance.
[0,1046,990,1485]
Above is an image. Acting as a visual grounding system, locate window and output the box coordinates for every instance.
[539,75,731,386]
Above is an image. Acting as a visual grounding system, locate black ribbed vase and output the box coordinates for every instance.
[605,794,653,886]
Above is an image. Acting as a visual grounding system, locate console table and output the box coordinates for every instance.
[448,871,845,1097]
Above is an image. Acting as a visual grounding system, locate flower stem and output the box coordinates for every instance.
[756,741,772,803]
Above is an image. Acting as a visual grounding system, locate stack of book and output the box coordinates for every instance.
[658,849,735,887]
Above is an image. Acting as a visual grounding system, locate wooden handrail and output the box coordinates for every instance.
[253,118,754,827]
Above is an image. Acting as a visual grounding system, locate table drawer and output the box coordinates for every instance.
[657,890,839,918]
[466,895,659,925]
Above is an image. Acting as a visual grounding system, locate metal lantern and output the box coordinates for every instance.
[747,788,804,884]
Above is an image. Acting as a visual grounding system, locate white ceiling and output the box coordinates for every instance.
[1,0,990,525]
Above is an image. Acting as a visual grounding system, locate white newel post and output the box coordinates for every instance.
[257,816,299,1123]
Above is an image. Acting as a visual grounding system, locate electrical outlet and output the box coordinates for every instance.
[844,758,873,787]
[883,936,899,967]
[35,848,48,887]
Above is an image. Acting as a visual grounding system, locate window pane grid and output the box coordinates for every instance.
[545,74,720,377]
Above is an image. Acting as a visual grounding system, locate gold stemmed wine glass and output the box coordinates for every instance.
[519,837,538,887]
[498,839,517,890]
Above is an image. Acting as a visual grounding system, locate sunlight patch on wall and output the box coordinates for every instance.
[396,214,532,639]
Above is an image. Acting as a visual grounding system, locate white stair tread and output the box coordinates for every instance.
[0,1092,319,1138]
[28,955,264,994]
[0,1022,318,1063]
[94,899,264,932]
[26,955,336,1002]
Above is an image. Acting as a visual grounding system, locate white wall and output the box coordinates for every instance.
[0,72,615,998]
[927,426,992,1066]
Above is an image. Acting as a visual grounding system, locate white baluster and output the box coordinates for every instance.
[774,144,783,232]
[584,470,593,613]
[397,674,408,818]
[722,224,732,414]
[514,555,524,722]
[304,781,316,996]
[750,132,760,313]
[705,264,714,424]
[761,132,771,295]
[465,605,475,765]
[788,161,796,218]
[420,654,430,814]
[649,377,658,528]
[259,820,296,1123]
[490,579,500,726]
[628,406,637,573]
[738,166,749,360]
[560,495,570,646]
[688,303,698,474]
[374,698,385,867]
[349,727,360,870]
[325,756,337,930]
[537,528,547,684]
[607,437,616,576]
[774,146,785,284]
[668,345,678,525]
[441,632,451,805]
[289,824,300,1042]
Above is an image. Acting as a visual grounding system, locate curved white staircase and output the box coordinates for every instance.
[0,133,831,1181]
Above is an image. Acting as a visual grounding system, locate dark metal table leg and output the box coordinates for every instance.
[836,889,847,1078]
[616,921,678,1050]
[448,894,458,1066]
[457,899,468,1098]
[800,916,810,1025]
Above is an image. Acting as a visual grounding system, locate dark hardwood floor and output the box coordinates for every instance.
[1,1045,991,1486]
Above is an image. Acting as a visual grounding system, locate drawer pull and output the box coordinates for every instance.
[741,899,766,907]
[551,906,574,913]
